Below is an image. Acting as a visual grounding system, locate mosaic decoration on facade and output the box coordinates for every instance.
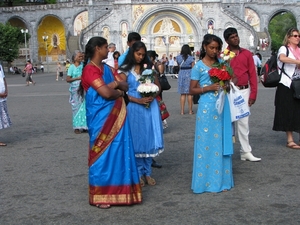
[74,11,88,36]
[245,8,260,32]
[132,4,152,25]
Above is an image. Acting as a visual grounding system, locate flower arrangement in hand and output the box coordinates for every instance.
[208,48,235,93]
[137,69,159,108]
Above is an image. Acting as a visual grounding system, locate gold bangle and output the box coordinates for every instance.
[114,81,118,89]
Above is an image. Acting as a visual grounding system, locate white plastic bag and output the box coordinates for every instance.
[227,82,250,122]
[215,89,225,114]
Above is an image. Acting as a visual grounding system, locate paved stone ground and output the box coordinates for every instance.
[0,73,300,225]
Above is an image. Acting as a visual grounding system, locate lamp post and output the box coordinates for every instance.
[21,29,28,61]
[42,35,49,73]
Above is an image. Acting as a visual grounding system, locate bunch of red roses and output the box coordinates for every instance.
[208,49,235,90]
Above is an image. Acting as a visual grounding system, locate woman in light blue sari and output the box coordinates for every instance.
[80,37,142,209]
[119,41,164,187]
[190,34,235,193]
[66,51,88,134]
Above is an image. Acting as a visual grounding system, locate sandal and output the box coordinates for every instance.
[189,111,194,115]
[140,177,145,187]
[74,129,81,134]
[286,141,300,149]
[145,176,156,186]
[95,204,111,209]
[0,142,7,146]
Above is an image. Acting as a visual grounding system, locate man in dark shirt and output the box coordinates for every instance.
[224,27,261,162]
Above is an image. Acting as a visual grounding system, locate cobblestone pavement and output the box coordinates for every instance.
[0,73,299,225]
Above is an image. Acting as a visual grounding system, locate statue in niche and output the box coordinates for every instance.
[207,20,214,34]
[52,34,58,48]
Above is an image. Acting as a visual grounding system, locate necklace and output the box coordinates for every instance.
[134,66,140,74]
[90,60,102,70]
[202,58,216,67]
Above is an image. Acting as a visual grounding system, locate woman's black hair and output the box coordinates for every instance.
[83,36,107,69]
[113,51,120,60]
[180,44,192,61]
[119,41,149,72]
[199,34,223,60]
[78,36,108,98]
[255,52,262,60]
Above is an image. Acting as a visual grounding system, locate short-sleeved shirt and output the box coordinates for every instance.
[277,46,297,88]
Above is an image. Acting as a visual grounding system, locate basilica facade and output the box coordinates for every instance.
[0,0,299,69]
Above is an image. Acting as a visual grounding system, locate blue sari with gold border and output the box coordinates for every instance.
[82,64,142,205]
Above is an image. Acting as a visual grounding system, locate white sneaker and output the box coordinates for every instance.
[162,120,168,129]
[241,152,261,162]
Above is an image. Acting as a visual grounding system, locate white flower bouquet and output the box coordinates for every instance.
[137,69,159,108]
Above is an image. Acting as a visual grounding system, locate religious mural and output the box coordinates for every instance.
[245,8,260,32]
[74,11,88,36]
[188,4,203,20]
[37,16,66,61]
[132,4,153,26]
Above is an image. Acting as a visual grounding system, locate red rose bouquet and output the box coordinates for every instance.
[208,49,235,92]
[208,49,235,114]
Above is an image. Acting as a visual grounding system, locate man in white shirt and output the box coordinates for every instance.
[252,52,262,75]
[168,55,174,74]
[102,43,116,68]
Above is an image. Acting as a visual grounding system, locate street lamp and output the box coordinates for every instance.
[21,29,28,61]
[42,35,49,73]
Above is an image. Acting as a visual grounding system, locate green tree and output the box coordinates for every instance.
[0,23,30,69]
[268,12,297,52]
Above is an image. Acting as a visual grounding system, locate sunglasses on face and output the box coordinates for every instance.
[292,35,300,38]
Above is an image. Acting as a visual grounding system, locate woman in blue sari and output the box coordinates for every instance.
[80,37,142,209]
[189,34,235,193]
[66,51,88,134]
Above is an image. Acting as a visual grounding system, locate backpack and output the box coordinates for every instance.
[260,46,289,88]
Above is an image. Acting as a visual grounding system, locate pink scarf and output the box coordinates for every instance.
[288,45,300,60]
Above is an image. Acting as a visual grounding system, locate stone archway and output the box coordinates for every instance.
[7,17,30,61]
[267,10,297,51]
